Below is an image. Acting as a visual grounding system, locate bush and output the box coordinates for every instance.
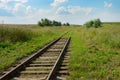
[84,18,102,28]
[0,27,33,43]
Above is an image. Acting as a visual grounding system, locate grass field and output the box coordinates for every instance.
[0,23,120,80]
[70,24,120,80]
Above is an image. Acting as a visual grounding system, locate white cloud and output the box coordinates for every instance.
[0,0,94,24]
[51,0,68,7]
[13,3,23,13]
[14,0,28,3]
[26,6,31,11]
[0,4,94,24]
[55,6,93,15]
[12,4,36,16]
[0,0,29,13]
[0,0,8,9]
[0,8,120,25]
[68,6,93,15]
[1,0,28,3]
[56,6,70,15]
[0,0,28,4]
[50,6,93,24]
[104,1,112,8]
[26,6,31,14]
[25,6,38,16]
[0,0,9,3]
[100,12,120,22]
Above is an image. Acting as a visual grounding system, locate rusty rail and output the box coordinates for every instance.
[46,37,71,80]
[0,38,61,80]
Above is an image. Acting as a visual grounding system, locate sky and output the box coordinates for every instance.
[0,0,120,24]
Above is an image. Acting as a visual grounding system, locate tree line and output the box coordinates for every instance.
[38,18,70,27]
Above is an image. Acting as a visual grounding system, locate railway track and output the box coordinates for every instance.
[0,37,71,80]
[55,40,71,80]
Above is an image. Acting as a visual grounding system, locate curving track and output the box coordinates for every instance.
[0,37,71,80]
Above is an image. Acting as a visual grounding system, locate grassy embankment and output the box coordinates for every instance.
[0,25,69,72]
[69,24,120,80]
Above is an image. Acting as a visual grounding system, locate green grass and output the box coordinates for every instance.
[0,26,70,72]
[0,26,33,42]
[69,24,120,80]
[103,22,120,24]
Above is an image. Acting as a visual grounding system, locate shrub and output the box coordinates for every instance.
[0,27,33,43]
[84,18,102,28]
[85,20,93,28]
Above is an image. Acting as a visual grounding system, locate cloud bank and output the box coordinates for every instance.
[0,0,119,24]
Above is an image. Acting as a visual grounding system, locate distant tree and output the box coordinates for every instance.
[42,18,50,26]
[52,20,58,26]
[66,23,70,26]
[85,20,93,28]
[93,18,101,28]
[58,22,62,26]
[38,18,63,27]
[84,18,102,28]
[63,23,66,26]
[63,22,70,26]
[38,21,44,27]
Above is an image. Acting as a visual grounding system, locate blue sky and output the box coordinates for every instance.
[0,0,120,24]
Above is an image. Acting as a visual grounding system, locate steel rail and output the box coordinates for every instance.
[46,37,71,80]
[0,38,61,80]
